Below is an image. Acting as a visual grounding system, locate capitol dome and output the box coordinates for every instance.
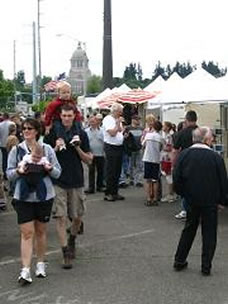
[71,42,87,60]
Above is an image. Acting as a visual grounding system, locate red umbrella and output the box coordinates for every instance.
[97,88,158,108]
[117,88,158,104]
[97,92,122,109]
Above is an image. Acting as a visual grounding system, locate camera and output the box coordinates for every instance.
[70,135,80,146]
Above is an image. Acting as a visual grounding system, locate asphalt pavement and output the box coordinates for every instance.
[0,186,228,304]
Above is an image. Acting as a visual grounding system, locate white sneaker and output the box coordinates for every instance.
[161,195,169,203]
[167,194,177,203]
[35,262,46,278]
[175,210,187,219]
[161,194,176,203]
[18,267,32,285]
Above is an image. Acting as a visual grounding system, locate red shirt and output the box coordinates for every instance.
[44,97,81,126]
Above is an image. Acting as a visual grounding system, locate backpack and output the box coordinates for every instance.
[123,132,142,155]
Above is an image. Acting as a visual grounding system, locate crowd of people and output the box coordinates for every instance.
[0,80,227,286]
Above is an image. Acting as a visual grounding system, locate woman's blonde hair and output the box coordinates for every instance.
[145,114,156,125]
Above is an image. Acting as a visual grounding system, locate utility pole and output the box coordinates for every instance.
[32,22,37,104]
[13,40,17,107]
[37,0,42,100]
[102,0,113,89]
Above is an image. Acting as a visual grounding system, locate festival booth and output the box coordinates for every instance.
[147,69,228,162]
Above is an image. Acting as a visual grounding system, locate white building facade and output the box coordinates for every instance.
[68,42,91,95]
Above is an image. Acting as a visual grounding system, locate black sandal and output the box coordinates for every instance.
[144,200,152,206]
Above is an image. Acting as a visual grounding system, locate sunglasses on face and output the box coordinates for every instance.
[22,127,34,131]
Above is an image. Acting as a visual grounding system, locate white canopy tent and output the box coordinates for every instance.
[146,69,228,126]
[148,69,228,106]
[144,75,166,92]
[88,88,112,109]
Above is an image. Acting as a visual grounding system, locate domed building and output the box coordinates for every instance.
[68,42,91,95]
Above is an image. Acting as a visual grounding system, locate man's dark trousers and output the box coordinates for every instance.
[0,147,8,180]
[88,156,105,191]
[104,143,123,196]
[175,205,218,272]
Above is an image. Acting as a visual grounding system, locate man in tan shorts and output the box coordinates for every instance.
[44,104,93,269]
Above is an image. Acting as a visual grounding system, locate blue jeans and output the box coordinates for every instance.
[119,153,129,184]
[182,197,189,212]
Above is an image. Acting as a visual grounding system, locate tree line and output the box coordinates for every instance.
[0,60,227,110]
[111,60,227,90]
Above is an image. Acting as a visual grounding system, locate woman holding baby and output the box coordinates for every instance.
[7,118,61,285]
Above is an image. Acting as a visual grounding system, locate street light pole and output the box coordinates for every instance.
[103,0,113,89]
[37,0,42,100]
[32,21,37,104]
[13,40,17,108]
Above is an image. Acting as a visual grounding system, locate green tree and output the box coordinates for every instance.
[0,70,14,109]
[123,63,144,88]
[0,70,4,81]
[40,75,52,88]
[87,75,102,94]
[152,61,166,80]
[32,100,49,112]
[113,77,124,88]
[202,61,227,78]
[123,63,138,80]
[137,63,143,81]
[142,78,152,89]
[15,70,26,89]
[165,64,173,78]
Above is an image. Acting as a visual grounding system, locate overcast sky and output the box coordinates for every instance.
[1,0,228,82]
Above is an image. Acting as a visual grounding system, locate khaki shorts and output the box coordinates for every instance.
[54,186,86,218]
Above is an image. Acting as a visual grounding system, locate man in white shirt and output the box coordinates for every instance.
[102,103,124,201]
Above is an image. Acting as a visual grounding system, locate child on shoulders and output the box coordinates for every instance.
[44,81,81,134]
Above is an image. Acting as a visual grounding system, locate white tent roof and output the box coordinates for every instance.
[94,88,112,101]
[167,72,183,83]
[185,68,216,82]
[118,83,131,91]
[109,83,131,94]
[147,69,228,107]
[144,76,166,92]
[89,88,112,109]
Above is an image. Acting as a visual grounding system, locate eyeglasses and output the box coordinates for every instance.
[22,127,34,131]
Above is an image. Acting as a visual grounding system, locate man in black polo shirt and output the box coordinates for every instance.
[174,110,198,152]
[173,110,198,219]
[44,104,93,269]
